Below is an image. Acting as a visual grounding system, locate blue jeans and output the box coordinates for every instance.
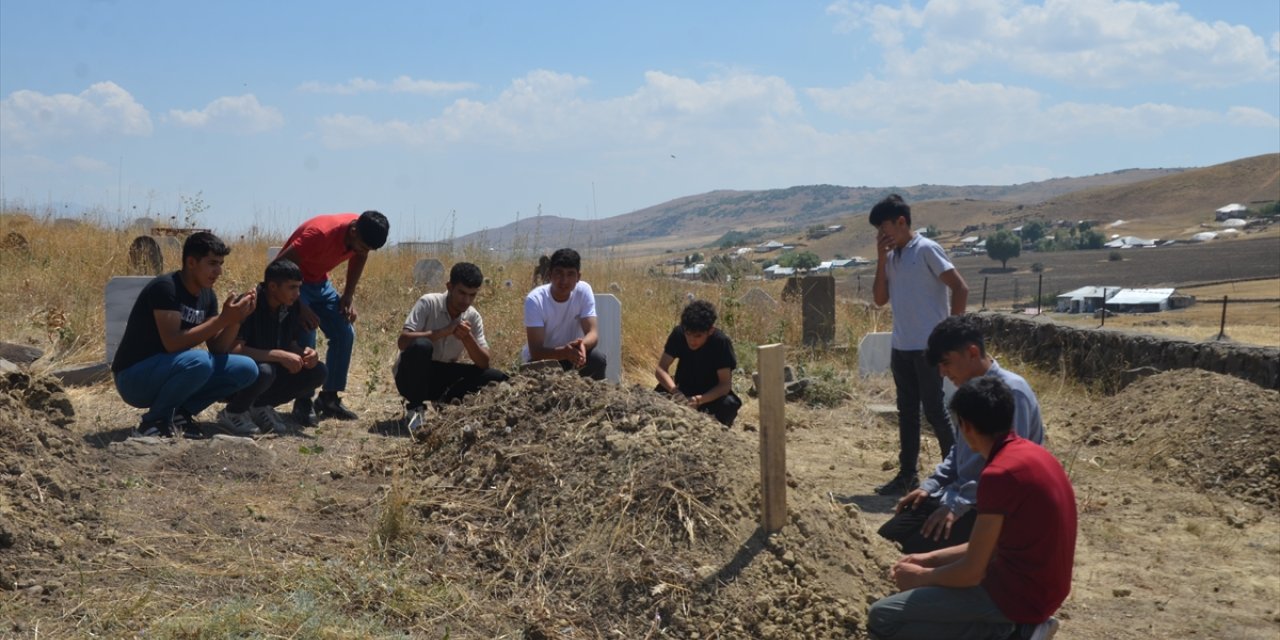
[299,280,354,393]
[868,586,1016,640]
[114,350,259,422]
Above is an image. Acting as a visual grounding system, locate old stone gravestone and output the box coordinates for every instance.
[801,275,835,346]
[596,293,623,384]
[741,287,778,310]
[128,235,164,275]
[413,258,446,289]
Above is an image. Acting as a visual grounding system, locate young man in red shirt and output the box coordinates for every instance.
[274,210,389,422]
[866,376,1075,640]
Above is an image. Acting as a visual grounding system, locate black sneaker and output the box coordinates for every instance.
[132,417,174,438]
[875,473,919,496]
[316,393,358,420]
[291,396,318,427]
[173,411,208,440]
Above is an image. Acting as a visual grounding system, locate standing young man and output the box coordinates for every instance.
[866,377,1074,640]
[112,232,259,439]
[274,210,389,422]
[870,194,969,495]
[654,299,741,427]
[522,248,606,380]
[396,262,509,431]
[221,259,328,435]
[878,314,1045,554]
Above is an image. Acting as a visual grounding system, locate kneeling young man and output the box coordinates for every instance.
[396,262,509,430]
[521,248,606,380]
[112,232,258,439]
[654,300,741,427]
[878,314,1045,553]
[221,259,327,435]
[867,377,1075,640]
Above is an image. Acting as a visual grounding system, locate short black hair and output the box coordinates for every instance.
[680,300,717,333]
[182,231,230,263]
[926,314,987,366]
[868,194,911,227]
[549,248,581,271]
[449,262,483,288]
[264,258,303,284]
[356,210,389,250]
[949,377,1015,437]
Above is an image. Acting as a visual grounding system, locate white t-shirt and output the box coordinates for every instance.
[402,292,487,363]
[521,281,597,362]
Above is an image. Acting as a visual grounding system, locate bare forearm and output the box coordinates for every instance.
[655,368,677,393]
[343,255,367,299]
[462,339,490,369]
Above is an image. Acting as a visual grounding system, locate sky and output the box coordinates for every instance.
[1,0,1277,242]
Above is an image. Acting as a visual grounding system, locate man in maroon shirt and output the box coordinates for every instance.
[866,376,1075,640]
[274,210,388,422]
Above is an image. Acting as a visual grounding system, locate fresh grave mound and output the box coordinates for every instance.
[0,372,99,591]
[1069,369,1280,509]
[371,371,894,639]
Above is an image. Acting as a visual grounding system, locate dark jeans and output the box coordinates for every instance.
[556,347,607,381]
[877,496,978,554]
[115,351,258,422]
[891,349,955,475]
[655,385,742,426]
[395,342,510,406]
[226,361,328,413]
[868,586,1016,640]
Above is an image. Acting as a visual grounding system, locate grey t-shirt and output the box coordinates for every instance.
[885,234,956,351]
[401,292,487,363]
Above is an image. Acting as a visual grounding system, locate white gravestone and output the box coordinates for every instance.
[595,293,622,384]
[267,246,281,261]
[106,276,155,363]
[857,332,892,376]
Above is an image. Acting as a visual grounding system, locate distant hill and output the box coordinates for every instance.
[454,155,1278,255]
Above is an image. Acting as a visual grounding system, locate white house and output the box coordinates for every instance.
[679,263,706,279]
[1104,288,1189,313]
[763,265,796,279]
[1103,235,1158,249]
[1215,203,1247,221]
[1055,286,1120,314]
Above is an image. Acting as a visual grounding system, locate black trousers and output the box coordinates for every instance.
[890,348,955,475]
[227,361,328,413]
[396,342,509,406]
[876,496,978,554]
[556,347,607,381]
[656,385,742,427]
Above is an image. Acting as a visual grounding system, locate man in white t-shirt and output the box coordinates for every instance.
[522,248,606,380]
[396,262,509,431]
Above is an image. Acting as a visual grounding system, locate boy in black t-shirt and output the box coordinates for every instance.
[112,232,259,438]
[655,300,741,427]
[222,259,328,435]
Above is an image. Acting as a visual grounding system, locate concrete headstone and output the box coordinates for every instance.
[857,332,892,376]
[267,246,281,261]
[801,275,836,346]
[106,276,154,363]
[596,293,623,384]
[413,258,446,288]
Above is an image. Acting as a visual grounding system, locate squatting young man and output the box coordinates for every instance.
[654,299,741,427]
[522,248,606,380]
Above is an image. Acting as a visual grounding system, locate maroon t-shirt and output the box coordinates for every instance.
[977,434,1078,623]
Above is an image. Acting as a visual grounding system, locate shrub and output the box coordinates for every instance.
[1109,251,1124,262]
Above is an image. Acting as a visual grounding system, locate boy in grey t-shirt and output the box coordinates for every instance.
[870,194,969,496]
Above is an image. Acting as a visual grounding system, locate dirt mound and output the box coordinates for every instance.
[369,371,893,639]
[1069,369,1280,508]
[0,372,98,591]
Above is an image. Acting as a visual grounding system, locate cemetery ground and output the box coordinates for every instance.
[2,214,1279,638]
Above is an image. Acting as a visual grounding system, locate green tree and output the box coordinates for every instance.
[985,230,1021,269]
[1020,220,1047,244]
[777,250,820,270]
[1076,229,1105,250]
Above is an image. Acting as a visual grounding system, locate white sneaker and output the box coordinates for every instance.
[250,405,291,434]
[218,409,260,436]
[1028,617,1059,640]
[405,406,425,432]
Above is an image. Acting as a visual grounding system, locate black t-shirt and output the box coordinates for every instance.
[237,283,304,352]
[663,326,737,396]
[112,271,218,373]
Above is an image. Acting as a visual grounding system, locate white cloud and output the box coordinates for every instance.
[5,153,110,174]
[1226,106,1280,128]
[826,0,1280,88]
[298,75,478,95]
[167,94,284,133]
[69,155,111,173]
[0,81,152,146]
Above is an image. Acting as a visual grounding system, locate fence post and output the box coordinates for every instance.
[1036,274,1043,315]
[1218,295,1228,340]
[757,343,788,534]
[1100,288,1107,327]
[981,277,988,311]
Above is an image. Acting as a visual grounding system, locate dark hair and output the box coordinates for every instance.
[449,261,483,288]
[355,210,389,250]
[680,300,717,333]
[182,231,230,263]
[264,258,303,284]
[926,314,987,366]
[949,377,1014,437]
[868,194,911,227]
[549,248,581,271]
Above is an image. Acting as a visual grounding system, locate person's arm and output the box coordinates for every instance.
[940,268,969,315]
[340,252,368,321]
[578,315,599,351]
[232,341,303,373]
[526,326,572,361]
[692,368,733,406]
[655,353,679,393]
[455,319,490,369]
[892,513,1003,590]
[156,292,253,354]
[872,232,893,306]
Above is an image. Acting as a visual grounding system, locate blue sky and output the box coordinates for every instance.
[2,0,1277,241]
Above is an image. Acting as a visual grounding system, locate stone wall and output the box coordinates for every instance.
[973,313,1280,391]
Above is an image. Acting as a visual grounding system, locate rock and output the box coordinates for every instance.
[0,342,43,364]
[0,359,18,374]
[50,361,111,387]
[1113,587,1132,598]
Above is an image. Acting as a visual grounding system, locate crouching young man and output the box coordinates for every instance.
[219,259,328,435]
[654,300,741,427]
[521,248,606,380]
[112,232,259,439]
[396,262,509,431]
[866,377,1075,640]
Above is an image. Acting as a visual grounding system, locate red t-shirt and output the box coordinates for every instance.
[978,433,1077,623]
[280,213,357,283]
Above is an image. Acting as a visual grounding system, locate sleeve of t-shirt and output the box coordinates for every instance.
[712,332,737,371]
[976,467,1020,516]
[145,277,182,313]
[470,311,489,349]
[1012,388,1045,445]
[403,297,428,332]
[662,327,683,358]
[923,242,956,277]
[578,283,597,319]
[523,291,544,328]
